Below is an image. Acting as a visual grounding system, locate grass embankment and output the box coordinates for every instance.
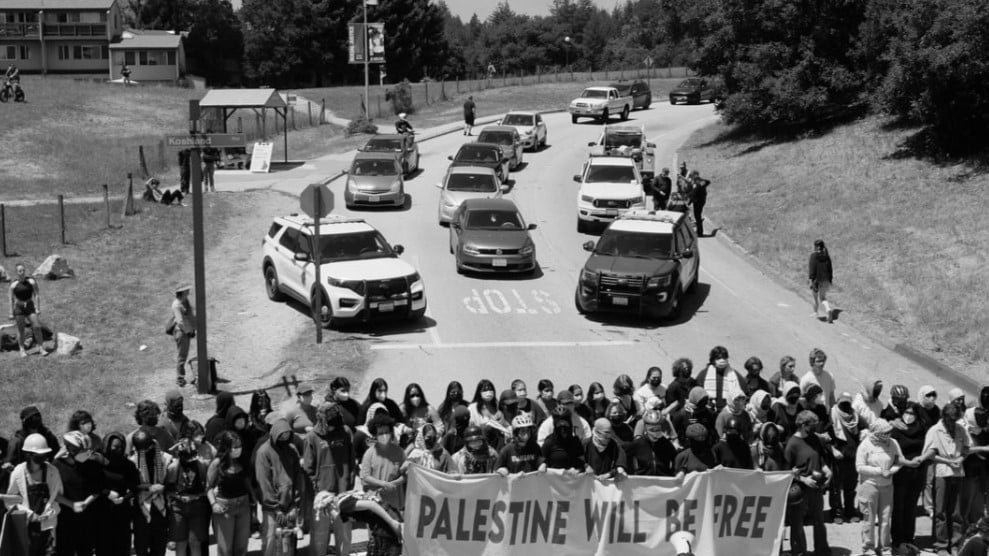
[678,117,989,378]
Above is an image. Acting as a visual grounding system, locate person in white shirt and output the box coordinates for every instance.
[799,347,836,408]
[537,390,591,446]
[633,367,667,415]
[853,379,885,427]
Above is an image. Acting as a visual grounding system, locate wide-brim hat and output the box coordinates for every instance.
[175,284,192,294]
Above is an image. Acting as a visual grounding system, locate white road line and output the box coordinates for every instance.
[427,321,442,346]
[370,340,637,351]
[700,266,738,297]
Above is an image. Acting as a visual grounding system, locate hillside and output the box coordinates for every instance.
[678,116,989,381]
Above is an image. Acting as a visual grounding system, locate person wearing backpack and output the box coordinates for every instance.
[169,285,196,388]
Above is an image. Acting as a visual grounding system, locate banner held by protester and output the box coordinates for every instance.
[404,465,793,556]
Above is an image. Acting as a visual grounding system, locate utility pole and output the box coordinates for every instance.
[188,100,211,394]
[363,0,369,119]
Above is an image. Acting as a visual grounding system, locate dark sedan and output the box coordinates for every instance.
[448,143,511,184]
[449,198,537,274]
[669,78,716,105]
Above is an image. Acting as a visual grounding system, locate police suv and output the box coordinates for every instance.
[262,214,426,327]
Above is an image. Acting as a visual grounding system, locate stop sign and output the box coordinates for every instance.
[300,183,333,219]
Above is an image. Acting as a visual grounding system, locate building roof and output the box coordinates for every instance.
[199,89,287,109]
[109,30,182,50]
[0,0,114,9]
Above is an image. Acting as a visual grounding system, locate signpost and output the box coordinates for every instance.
[165,134,246,148]
[644,56,654,88]
[300,183,333,343]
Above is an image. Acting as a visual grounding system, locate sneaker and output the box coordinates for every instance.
[176,376,187,388]
[849,515,861,523]
[833,515,844,525]
[20,349,28,358]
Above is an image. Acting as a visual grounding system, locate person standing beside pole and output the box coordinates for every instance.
[170,285,196,388]
[463,96,476,136]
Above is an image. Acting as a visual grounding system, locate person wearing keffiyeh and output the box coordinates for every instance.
[829,391,865,524]
[130,428,172,556]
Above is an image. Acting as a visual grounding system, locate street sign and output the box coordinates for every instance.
[166,134,246,149]
[300,183,333,219]
[644,56,654,67]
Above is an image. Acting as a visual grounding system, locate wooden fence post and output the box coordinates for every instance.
[320,99,326,124]
[103,183,110,229]
[424,81,429,105]
[138,145,150,179]
[122,173,137,217]
[0,203,7,257]
[157,140,166,170]
[307,101,313,127]
[58,194,66,244]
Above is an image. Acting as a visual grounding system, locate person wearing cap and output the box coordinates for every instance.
[401,382,443,434]
[495,413,542,475]
[686,169,710,236]
[628,410,677,476]
[799,348,837,409]
[856,419,916,555]
[540,406,590,473]
[131,427,172,556]
[170,284,196,388]
[452,425,499,475]
[853,378,886,427]
[881,384,911,425]
[585,418,628,480]
[468,379,511,447]
[394,112,413,135]
[255,417,303,556]
[808,239,835,322]
[695,346,746,414]
[715,392,754,443]
[784,410,832,556]
[890,402,933,551]
[304,402,355,556]
[7,406,61,467]
[830,391,866,525]
[536,390,591,446]
[54,430,105,556]
[673,423,715,478]
[7,433,63,556]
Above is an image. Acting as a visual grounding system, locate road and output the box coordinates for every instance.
[219,103,965,405]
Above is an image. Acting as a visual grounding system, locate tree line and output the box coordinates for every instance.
[126,0,988,154]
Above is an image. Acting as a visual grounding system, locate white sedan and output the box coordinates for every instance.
[499,111,547,151]
[436,165,509,225]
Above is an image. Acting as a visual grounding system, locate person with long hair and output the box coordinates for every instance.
[99,432,139,556]
[437,381,469,433]
[401,382,443,433]
[8,406,60,466]
[633,367,666,415]
[7,433,62,556]
[326,378,362,430]
[166,437,210,556]
[357,378,403,425]
[304,403,356,556]
[808,239,835,322]
[468,379,510,444]
[53,430,105,556]
[533,379,558,418]
[583,382,609,422]
[67,410,103,454]
[405,423,453,472]
[612,375,639,423]
[208,431,253,556]
[769,355,798,398]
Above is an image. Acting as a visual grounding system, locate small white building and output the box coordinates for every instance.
[108,28,184,82]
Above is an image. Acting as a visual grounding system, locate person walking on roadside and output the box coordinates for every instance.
[170,285,196,388]
[809,239,835,322]
[9,263,51,356]
[688,170,710,237]
[463,96,476,136]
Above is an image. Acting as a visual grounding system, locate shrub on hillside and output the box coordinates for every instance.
[346,116,378,136]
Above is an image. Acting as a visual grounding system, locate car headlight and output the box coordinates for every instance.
[328,277,366,295]
[630,196,646,206]
[406,272,421,284]
[580,194,594,203]
[346,179,356,191]
[581,268,598,283]
[391,180,402,192]
[647,275,672,288]
[463,244,481,256]
[442,196,457,208]
[519,242,534,256]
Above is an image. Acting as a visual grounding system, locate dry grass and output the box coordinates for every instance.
[678,116,989,376]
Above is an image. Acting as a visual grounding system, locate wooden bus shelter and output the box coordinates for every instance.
[198,89,290,163]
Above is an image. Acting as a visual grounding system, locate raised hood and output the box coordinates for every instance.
[585,254,678,276]
[323,257,416,281]
[581,181,642,199]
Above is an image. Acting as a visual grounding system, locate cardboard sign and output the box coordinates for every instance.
[250,141,274,173]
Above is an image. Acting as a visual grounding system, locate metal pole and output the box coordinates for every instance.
[58,194,65,244]
[312,191,323,344]
[103,183,110,229]
[188,107,211,395]
[0,204,7,257]
[363,0,369,120]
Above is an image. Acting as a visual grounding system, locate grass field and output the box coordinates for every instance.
[678,116,989,377]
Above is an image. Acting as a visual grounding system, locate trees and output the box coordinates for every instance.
[184,0,243,86]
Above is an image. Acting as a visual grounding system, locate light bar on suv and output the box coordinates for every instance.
[619,210,684,225]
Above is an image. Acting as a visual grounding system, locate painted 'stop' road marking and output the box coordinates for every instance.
[370,340,637,351]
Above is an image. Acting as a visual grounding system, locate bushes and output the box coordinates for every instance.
[345,116,378,136]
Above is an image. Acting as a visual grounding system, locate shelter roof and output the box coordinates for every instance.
[199,89,287,109]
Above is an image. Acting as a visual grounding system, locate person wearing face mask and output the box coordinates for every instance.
[665,358,697,409]
[354,402,391,468]
[162,389,190,445]
[358,378,404,426]
[959,406,989,530]
[853,379,885,427]
[771,382,803,440]
[8,406,61,467]
[131,428,171,556]
[533,379,559,418]
[713,416,754,469]
[628,410,677,476]
[208,431,254,556]
[829,391,866,525]
[7,433,62,556]
[536,391,592,447]
[53,431,104,556]
[495,414,543,475]
[668,387,713,450]
[922,403,971,551]
[695,346,746,413]
[437,381,469,434]
[282,382,317,435]
[99,432,139,556]
[166,437,210,556]
[715,393,754,443]
[304,403,355,556]
[401,382,443,434]
[452,426,499,475]
[880,384,911,428]
[783,411,832,556]
[255,418,302,556]
[949,387,968,415]
[127,400,174,457]
[603,398,636,453]
[359,415,408,517]
[540,407,590,474]
[498,389,525,427]
[740,357,770,397]
[757,423,785,471]
[769,355,798,398]
[634,367,667,416]
[890,403,932,552]
[510,380,547,425]
[441,405,472,457]
[746,389,773,436]
[67,410,104,455]
[917,385,941,428]
[205,391,236,445]
[799,348,836,409]
[674,424,716,479]
[584,418,629,480]
[583,382,610,422]
[406,423,452,472]
[856,419,914,555]
[326,378,361,430]
[468,379,511,448]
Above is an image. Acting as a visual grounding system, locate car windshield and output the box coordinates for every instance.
[581,89,608,99]
[678,78,702,88]
[585,165,636,183]
[456,146,499,163]
[446,173,498,192]
[477,132,513,146]
[364,138,402,151]
[351,159,398,176]
[595,231,673,259]
[306,231,392,263]
[502,114,534,126]
[604,133,642,149]
[465,209,523,230]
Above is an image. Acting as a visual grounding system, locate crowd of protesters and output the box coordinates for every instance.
[1,347,987,556]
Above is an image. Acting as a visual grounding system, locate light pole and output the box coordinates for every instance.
[564,36,571,79]
[363,0,370,119]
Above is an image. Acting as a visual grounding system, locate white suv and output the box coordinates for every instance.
[262,214,426,327]
[573,155,648,233]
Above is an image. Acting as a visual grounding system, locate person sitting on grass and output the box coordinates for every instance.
[143,178,185,206]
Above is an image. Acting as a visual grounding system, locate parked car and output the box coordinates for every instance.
[343,152,406,209]
[359,133,420,176]
[610,80,652,110]
[448,143,511,184]
[669,78,716,105]
[261,214,426,327]
[436,166,508,225]
[499,111,548,151]
[449,198,537,275]
[476,125,524,171]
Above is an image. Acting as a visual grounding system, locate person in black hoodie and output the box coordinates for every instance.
[326,378,362,430]
[713,416,754,469]
[166,438,210,556]
[205,392,236,445]
[540,407,589,473]
[7,406,61,466]
[829,391,865,524]
[890,402,931,552]
[53,431,105,556]
[808,239,835,322]
[495,413,543,475]
[162,390,190,446]
[628,410,677,476]
[441,406,471,457]
[99,432,139,556]
[584,418,628,480]
[255,418,302,556]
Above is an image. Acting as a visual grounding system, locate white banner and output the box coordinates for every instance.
[404,466,793,556]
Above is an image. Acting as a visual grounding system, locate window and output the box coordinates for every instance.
[57,45,69,60]
[278,228,300,252]
[19,45,29,60]
[145,50,167,65]
[139,51,147,65]
[0,46,15,61]
[72,45,102,59]
[167,51,175,65]
[124,51,135,65]
[101,45,108,59]
[56,13,81,23]
[267,222,284,239]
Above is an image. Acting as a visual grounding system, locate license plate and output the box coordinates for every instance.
[377,301,394,312]
[605,209,619,217]
[492,258,507,267]
[612,296,629,306]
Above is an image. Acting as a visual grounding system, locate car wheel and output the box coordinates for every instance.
[541,134,547,149]
[621,106,629,120]
[412,154,420,172]
[574,291,586,315]
[669,97,676,105]
[666,290,682,321]
[571,115,578,124]
[687,258,700,293]
[312,289,334,329]
[643,96,651,109]
[264,265,286,302]
[601,108,609,122]
[409,304,427,321]
[577,219,588,233]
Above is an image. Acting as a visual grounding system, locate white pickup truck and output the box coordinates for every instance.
[569,86,633,124]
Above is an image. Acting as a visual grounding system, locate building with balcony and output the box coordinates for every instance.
[109,29,185,82]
